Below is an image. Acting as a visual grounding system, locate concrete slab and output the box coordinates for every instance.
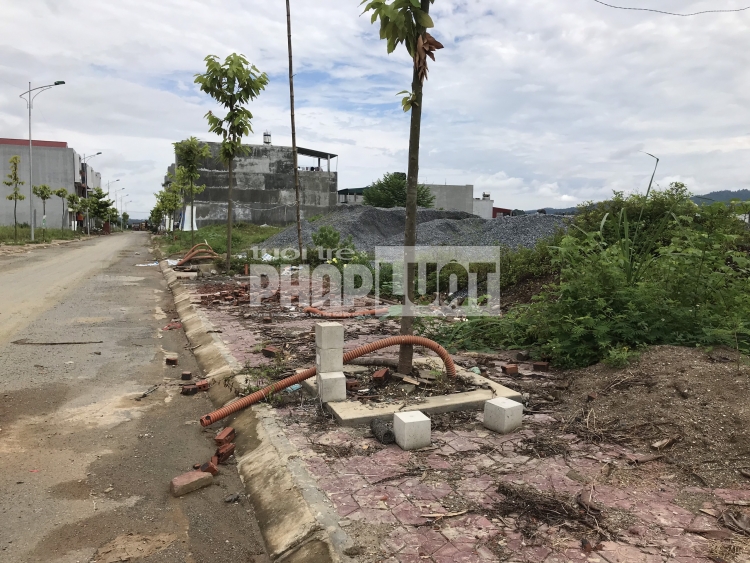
[299,361,522,427]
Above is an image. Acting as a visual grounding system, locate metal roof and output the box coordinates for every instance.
[297,146,337,159]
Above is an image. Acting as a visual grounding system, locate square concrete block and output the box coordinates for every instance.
[316,346,343,374]
[315,322,344,349]
[393,411,431,451]
[317,371,346,403]
[484,397,523,434]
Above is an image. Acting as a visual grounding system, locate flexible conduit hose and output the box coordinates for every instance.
[303,306,389,318]
[199,335,456,426]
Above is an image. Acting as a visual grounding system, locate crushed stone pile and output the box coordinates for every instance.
[262,206,567,252]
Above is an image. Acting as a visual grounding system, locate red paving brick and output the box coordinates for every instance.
[193,286,748,563]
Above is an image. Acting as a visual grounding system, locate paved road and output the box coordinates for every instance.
[0,233,268,563]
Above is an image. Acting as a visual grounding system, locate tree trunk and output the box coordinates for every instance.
[61,199,65,230]
[397,0,430,375]
[226,156,234,272]
[286,0,304,259]
[14,199,18,243]
[190,183,195,249]
[42,200,46,242]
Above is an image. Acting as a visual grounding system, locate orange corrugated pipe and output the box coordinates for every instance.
[303,306,389,318]
[199,335,455,426]
[176,243,218,267]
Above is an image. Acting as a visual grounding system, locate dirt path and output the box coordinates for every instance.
[0,233,269,563]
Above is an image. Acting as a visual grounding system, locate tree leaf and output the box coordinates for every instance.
[415,10,434,28]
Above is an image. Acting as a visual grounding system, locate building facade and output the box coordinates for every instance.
[0,138,100,229]
[177,142,338,227]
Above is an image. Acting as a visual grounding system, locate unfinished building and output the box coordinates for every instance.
[175,140,338,228]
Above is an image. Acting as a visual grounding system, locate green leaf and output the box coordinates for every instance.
[415,10,434,28]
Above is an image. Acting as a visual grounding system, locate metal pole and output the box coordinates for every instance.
[28,81,34,242]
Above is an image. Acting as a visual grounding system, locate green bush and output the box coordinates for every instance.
[422,188,750,368]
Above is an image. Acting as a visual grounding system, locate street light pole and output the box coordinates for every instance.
[19,80,65,241]
[81,152,101,235]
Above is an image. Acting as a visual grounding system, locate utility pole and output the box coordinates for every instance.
[286,0,303,258]
[19,80,65,241]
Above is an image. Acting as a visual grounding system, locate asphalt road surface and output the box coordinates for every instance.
[0,233,268,563]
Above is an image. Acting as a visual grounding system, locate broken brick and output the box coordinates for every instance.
[501,364,519,375]
[215,427,236,446]
[162,322,182,331]
[195,379,210,391]
[165,355,179,366]
[346,379,361,391]
[199,461,219,476]
[261,346,280,358]
[181,371,193,381]
[216,443,236,464]
[181,385,198,395]
[372,368,390,386]
[533,361,549,372]
[211,455,219,466]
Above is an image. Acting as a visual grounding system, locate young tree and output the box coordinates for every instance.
[155,185,181,233]
[173,136,211,247]
[363,172,435,208]
[66,193,81,236]
[122,211,130,229]
[4,155,25,243]
[54,188,68,230]
[194,53,269,271]
[32,184,53,242]
[87,187,116,229]
[361,0,444,373]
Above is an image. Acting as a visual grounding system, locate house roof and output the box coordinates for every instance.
[297,146,337,160]
[0,138,67,148]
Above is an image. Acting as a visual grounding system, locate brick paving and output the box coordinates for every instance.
[190,285,750,562]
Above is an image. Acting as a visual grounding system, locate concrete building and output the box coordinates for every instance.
[0,138,101,230]
[472,192,495,219]
[179,141,338,227]
[425,184,474,213]
[337,187,365,204]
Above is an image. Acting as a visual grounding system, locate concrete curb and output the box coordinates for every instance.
[157,259,350,563]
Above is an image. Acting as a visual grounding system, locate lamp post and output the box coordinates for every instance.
[106,178,120,195]
[81,152,101,235]
[123,200,132,231]
[119,194,129,231]
[112,187,125,231]
[19,80,65,241]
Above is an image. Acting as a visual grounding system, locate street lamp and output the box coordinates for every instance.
[112,187,125,231]
[19,80,65,241]
[106,178,120,195]
[81,152,101,234]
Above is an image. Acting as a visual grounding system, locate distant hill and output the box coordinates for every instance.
[691,190,750,204]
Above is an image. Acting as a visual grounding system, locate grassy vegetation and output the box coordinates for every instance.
[0,226,84,245]
[421,185,750,368]
[159,222,282,256]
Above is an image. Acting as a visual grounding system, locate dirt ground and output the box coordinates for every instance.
[0,236,268,563]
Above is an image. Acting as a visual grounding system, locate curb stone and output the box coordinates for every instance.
[157,257,351,563]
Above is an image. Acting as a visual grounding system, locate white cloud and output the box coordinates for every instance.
[1,0,748,217]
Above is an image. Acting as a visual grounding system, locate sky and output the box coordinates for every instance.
[1,0,749,217]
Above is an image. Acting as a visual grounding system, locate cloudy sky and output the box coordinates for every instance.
[1,0,749,217]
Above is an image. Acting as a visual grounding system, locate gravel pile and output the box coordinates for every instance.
[262,206,567,252]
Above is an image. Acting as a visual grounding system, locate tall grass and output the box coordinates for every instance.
[0,226,83,244]
[158,223,282,256]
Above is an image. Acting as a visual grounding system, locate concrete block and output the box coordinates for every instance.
[393,411,431,451]
[316,346,343,374]
[170,471,213,497]
[315,322,344,349]
[483,397,523,434]
[317,371,346,403]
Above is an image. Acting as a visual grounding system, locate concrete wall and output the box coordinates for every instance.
[190,143,337,227]
[425,184,474,213]
[0,145,75,228]
[472,198,494,219]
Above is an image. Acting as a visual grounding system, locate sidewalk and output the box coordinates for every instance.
[183,277,750,563]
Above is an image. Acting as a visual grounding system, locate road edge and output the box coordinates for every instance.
[155,254,351,563]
